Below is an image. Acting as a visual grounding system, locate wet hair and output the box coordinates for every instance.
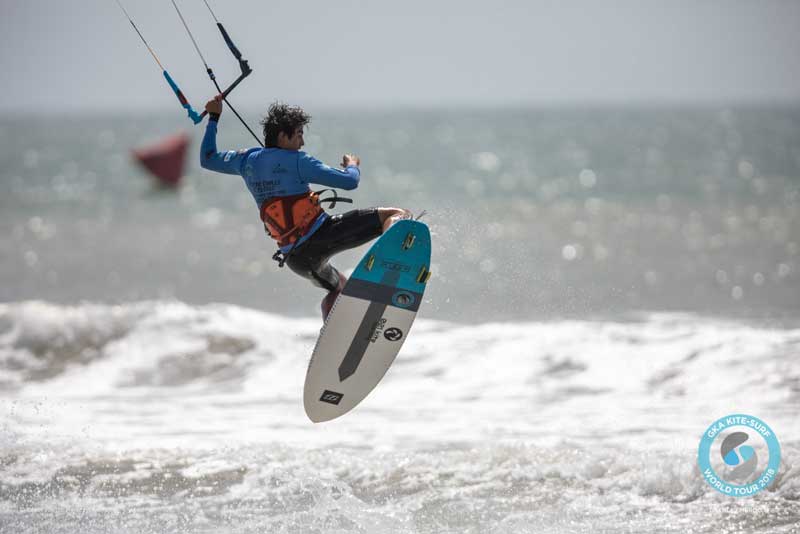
[260,102,311,148]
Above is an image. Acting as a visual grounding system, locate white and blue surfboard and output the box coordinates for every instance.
[304,220,432,422]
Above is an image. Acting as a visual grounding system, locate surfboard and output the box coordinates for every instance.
[304,219,432,422]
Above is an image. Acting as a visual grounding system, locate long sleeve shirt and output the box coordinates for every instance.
[200,118,360,251]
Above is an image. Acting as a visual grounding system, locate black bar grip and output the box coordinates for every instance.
[217,23,242,60]
[198,70,251,119]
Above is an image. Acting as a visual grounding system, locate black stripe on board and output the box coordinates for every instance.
[337,271,402,381]
[341,278,422,312]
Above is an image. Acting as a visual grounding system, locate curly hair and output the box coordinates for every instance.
[260,102,311,148]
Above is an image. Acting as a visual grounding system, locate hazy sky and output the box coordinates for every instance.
[1,0,798,113]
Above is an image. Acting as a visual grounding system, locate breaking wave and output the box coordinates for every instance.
[2,300,799,533]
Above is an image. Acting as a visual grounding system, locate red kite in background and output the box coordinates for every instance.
[132,132,190,188]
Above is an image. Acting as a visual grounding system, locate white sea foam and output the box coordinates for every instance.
[1,300,799,533]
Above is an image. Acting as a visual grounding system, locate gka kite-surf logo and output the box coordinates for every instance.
[697,414,781,497]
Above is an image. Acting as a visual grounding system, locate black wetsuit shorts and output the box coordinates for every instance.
[285,208,383,292]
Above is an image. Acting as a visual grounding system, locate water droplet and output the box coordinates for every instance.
[579,169,596,188]
[24,250,38,267]
[471,152,500,173]
[732,286,743,300]
[738,160,755,180]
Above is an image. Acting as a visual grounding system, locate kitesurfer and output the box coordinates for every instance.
[200,95,411,319]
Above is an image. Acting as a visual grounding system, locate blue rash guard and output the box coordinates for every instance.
[199,118,361,252]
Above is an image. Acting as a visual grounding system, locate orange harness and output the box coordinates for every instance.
[260,189,353,268]
[260,191,324,247]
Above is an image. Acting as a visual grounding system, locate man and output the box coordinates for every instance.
[200,96,411,319]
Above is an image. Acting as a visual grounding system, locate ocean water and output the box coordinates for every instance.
[1,107,799,533]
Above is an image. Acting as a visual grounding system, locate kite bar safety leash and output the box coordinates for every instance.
[114,0,202,124]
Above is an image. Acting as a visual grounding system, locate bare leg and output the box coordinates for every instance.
[321,270,348,320]
[377,207,412,233]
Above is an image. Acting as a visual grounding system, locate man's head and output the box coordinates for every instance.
[261,102,311,150]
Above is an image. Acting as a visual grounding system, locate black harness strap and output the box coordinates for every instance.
[314,188,352,210]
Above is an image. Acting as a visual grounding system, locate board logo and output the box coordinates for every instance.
[384,327,403,341]
[367,318,387,343]
[319,390,343,405]
[381,260,410,272]
[697,414,781,497]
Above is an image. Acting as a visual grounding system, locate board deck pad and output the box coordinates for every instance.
[304,220,431,422]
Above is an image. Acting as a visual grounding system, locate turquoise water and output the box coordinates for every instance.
[2,108,800,532]
[1,107,798,322]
